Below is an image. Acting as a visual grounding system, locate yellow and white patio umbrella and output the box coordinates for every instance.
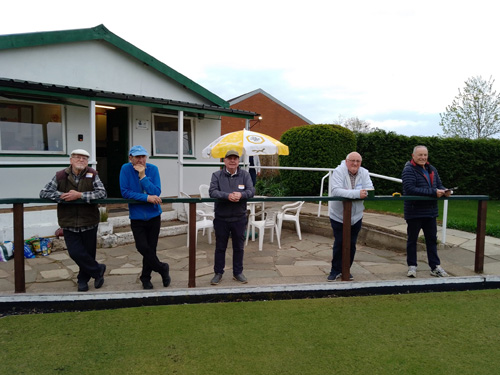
[202,129,289,158]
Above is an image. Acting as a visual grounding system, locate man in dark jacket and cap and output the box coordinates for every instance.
[402,145,451,278]
[209,150,255,285]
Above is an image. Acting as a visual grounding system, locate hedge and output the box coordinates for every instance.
[275,126,500,199]
[356,130,500,198]
[279,124,355,196]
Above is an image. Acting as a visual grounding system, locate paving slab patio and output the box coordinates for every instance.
[0,203,499,296]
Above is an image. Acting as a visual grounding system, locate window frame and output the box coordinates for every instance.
[152,113,194,157]
[0,99,66,155]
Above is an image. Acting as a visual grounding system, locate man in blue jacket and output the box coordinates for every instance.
[402,145,450,278]
[119,145,171,289]
[209,150,255,285]
[327,152,374,281]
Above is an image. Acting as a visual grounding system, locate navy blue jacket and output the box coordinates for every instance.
[402,160,446,220]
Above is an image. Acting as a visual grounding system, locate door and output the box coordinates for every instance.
[106,107,129,197]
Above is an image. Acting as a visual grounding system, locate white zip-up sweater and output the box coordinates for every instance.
[328,160,374,225]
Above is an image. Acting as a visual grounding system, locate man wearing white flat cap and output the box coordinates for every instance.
[40,149,107,292]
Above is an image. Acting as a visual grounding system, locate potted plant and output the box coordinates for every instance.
[98,206,113,235]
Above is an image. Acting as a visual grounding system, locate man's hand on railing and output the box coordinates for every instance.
[436,189,451,198]
[147,195,162,205]
[60,190,83,201]
[359,189,368,199]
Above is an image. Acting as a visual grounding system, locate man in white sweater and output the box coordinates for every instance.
[327,152,373,281]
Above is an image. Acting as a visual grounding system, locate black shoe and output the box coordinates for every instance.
[140,276,154,290]
[160,263,171,287]
[77,281,89,292]
[327,272,353,282]
[210,273,223,285]
[233,273,248,284]
[94,264,106,289]
[327,272,341,282]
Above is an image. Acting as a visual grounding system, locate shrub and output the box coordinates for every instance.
[356,130,500,198]
[255,175,288,196]
[279,124,356,196]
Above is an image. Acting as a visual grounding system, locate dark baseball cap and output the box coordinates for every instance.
[224,150,240,158]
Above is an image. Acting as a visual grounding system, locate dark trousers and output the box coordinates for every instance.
[63,227,100,283]
[249,156,257,186]
[330,218,363,275]
[249,169,257,186]
[213,216,247,275]
[406,217,441,269]
[130,215,165,281]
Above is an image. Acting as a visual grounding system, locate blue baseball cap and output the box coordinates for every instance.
[129,145,149,156]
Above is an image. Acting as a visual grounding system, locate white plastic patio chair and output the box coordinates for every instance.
[180,192,214,247]
[198,183,214,214]
[277,201,305,241]
[245,209,281,251]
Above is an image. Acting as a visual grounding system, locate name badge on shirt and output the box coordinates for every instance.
[238,184,245,190]
[86,173,94,178]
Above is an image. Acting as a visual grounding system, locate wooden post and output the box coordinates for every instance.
[13,203,26,293]
[474,200,487,273]
[341,200,352,281]
[188,202,197,287]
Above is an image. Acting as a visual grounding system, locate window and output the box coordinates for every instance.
[0,101,64,153]
[153,114,193,156]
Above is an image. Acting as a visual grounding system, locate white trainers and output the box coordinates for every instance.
[407,266,417,278]
[430,265,449,277]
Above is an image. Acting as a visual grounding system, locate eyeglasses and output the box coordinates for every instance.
[72,155,89,161]
[347,159,361,163]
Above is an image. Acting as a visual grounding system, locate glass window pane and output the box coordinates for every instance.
[0,101,63,153]
[153,114,193,156]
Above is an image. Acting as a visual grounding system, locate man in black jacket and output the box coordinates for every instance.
[402,145,451,278]
[209,150,255,285]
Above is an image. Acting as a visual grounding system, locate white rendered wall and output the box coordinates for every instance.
[0,41,212,105]
[0,208,59,242]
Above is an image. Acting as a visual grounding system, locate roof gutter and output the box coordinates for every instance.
[0,78,257,119]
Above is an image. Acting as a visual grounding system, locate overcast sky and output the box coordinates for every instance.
[2,0,499,137]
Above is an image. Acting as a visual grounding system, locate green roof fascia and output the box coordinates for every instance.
[147,103,255,119]
[0,90,87,107]
[0,86,255,119]
[0,24,230,109]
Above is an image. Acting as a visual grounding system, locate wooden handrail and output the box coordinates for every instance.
[0,195,489,293]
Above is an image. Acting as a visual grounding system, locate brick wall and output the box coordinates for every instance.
[221,92,310,140]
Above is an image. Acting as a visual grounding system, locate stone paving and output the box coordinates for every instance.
[1,203,499,295]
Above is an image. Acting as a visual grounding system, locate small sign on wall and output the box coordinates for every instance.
[135,119,150,130]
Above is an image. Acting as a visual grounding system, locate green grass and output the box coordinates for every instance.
[364,199,500,238]
[1,290,500,374]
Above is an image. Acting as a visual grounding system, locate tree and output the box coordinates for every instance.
[439,76,500,139]
[336,115,373,133]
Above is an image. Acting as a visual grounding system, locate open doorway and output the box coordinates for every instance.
[95,106,129,198]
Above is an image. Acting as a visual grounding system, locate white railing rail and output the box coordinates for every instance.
[181,161,450,244]
[318,171,450,243]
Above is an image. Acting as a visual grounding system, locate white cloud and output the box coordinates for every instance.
[2,0,500,136]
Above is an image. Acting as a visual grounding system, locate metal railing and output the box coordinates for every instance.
[0,194,489,292]
[317,172,459,243]
[319,171,403,216]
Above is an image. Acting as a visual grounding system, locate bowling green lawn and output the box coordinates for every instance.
[1,289,500,374]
